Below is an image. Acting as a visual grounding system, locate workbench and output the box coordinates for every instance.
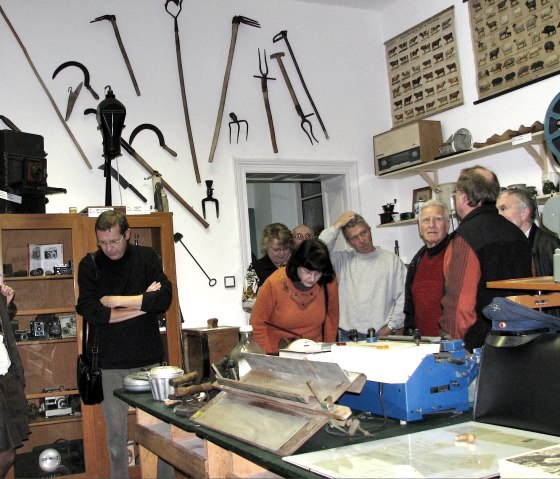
[114,389,471,478]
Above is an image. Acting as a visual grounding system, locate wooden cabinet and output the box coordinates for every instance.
[0,212,181,479]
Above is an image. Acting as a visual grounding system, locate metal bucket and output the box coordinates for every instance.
[148,365,184,401]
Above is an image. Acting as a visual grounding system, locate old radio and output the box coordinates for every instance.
[373,120,443,176]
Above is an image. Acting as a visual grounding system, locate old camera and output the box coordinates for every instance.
[30,315,61,339]
[39,388,73,418]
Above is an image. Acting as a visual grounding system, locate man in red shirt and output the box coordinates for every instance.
[404,200,451,337]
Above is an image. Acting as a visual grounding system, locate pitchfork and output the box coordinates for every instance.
[208,15,260,163]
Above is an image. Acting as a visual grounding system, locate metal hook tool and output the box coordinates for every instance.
[174,232,217,287]
[270,52,318,145]
[202,180,219,219]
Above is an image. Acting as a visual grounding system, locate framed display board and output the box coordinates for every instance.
[385,6,463,128]
[468,0,560,103]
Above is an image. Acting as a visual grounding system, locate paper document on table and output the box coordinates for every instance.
[330,341,440,383]
[283,421,560,478]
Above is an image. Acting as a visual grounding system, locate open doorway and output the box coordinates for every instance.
[234,158,361,275]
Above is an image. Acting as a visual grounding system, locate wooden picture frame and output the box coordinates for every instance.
[412,186,433,211]
[468,0,560,103]
[385,6,463,127]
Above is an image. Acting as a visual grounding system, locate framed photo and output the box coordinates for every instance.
[412,186,433,211]
[385,6,463,127]
[468,0,560,103]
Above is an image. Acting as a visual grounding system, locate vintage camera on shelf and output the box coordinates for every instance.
[15,329,30,341]
[39,387,73,418]
[53,260,73,275]
[30,314,61,340]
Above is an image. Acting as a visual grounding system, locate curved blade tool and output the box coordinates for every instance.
[52,60,99,100]
[129,123,177,157]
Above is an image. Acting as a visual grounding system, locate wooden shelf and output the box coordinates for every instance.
[26,389,79,400]
[376,131,550,189]
[29,413,82,427]
[7,274,73,281]
[17,307,76,316]
[17,337,76,346]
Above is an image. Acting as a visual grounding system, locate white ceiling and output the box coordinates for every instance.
[289,0,386,10]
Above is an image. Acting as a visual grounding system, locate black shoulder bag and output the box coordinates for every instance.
[76,254,104,404]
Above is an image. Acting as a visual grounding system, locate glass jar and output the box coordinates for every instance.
[228,325,264,380]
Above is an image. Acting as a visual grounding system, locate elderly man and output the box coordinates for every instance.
[292,224,315,249]
[404,200,452,337]
[440,166,533,351]
[497,188,560,276]
[319,211,406,341]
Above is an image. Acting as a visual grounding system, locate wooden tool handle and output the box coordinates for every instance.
[169,371,199,387]
[175,382,213,397]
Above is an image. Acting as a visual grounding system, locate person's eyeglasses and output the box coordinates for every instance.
[295,233,314,240]
[301,268,322,279]
[348,230,369,242]
[98,235,125,248]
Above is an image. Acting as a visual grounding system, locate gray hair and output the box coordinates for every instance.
[418,199,450,222]
[497,188,537,223]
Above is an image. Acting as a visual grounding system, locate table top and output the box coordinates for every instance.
[115,389,471,478]
[487,276,560,291]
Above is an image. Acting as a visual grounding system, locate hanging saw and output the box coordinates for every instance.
[97,164,147,203]
[0,5,92,169]
[90,14,141,96]
[164,0,200,183]
[84,108,208,228]
[208,15,261,163]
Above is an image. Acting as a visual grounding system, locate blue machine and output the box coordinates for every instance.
[338,339,480,422]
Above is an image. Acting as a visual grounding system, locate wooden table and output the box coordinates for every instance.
[487,276,560,308]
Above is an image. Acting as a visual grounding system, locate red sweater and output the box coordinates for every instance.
[250,268,339,354]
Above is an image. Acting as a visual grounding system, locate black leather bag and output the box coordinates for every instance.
[77,323,103,405]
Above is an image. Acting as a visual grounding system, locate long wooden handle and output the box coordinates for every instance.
[174,382,213,397]
[0,5,92,169]
[174,23,201,183]
[262,88,278,153]
[121,140,209,228]
[112,20,141,97]
[208,23,240,163]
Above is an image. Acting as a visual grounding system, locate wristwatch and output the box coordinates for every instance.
[388,325,397,335]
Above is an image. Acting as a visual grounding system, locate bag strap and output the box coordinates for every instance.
[84,253,101,369]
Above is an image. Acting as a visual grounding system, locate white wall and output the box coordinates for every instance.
[0,0,556,327]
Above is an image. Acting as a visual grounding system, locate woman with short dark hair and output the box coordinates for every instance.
[250,239,339,354]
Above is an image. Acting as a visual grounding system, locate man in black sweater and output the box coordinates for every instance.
[76,210,172,478]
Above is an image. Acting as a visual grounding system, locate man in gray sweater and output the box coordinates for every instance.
[319,211,406,341]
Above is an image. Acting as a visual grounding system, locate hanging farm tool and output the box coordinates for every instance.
[228,113,248,144]
[174,232,217,287]
[208,15,261,163]
[253,48,278,153]
[270,52,318,145]
[129,123,177,157]
[52,61,100,100]
[84,108,209,228]
[201,180,219,219]
[273,30,329,140]
[63,84,83,121]
[90,14,141,96]
[164,0,200,183]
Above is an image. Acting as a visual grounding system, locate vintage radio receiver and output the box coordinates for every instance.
[374,120,442,176]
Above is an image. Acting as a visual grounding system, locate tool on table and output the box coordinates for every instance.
[228,113,248,144]
[91,14,141,96]
[62,83,82,120]
[208,15,261,163]
[129,123,177,157]
[148,171,169,212]
[253,48,278,153]
[84,108,209,228]
[202,180,219,219]
[97,164,147,203]
[0,5,92,169]
[52,61,99,100]
[0,115,20,131]
[174,232,217,286]
[164,0,200,183]
[171,374,213,417]
[270,52,318,145]
[273,30,329,140]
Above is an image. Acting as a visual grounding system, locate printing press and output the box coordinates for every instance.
[282,337,480,423]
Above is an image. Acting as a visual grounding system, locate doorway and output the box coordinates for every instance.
[234,158,361,274]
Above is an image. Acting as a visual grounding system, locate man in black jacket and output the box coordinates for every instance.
[440,166,533,351]
[76,210,172,478]
[497,188,560,276]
